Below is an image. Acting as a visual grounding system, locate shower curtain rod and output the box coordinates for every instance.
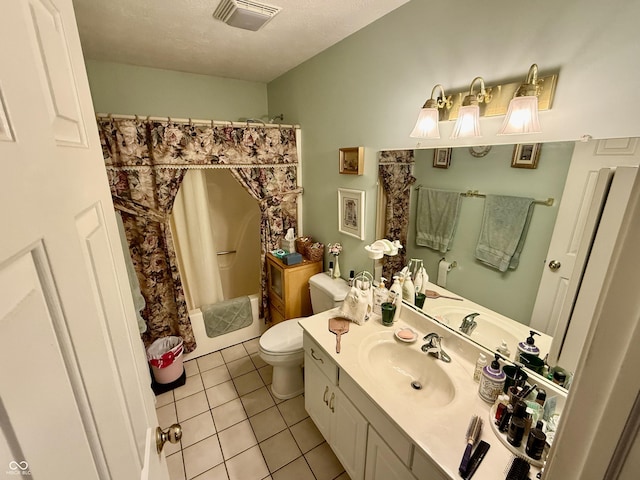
[95,113,300,129]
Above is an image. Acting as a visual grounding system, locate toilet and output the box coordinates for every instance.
[259,273,351,399]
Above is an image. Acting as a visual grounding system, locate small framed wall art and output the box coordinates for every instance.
[433,148,452,168]
[512,143,541,169]
[338,188,365,239]
[339,146,364,175]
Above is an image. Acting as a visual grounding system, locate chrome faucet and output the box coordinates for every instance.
[421,333,451,363]
[459,313,480,335]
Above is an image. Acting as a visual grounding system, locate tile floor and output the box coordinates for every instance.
[156,337,351,480]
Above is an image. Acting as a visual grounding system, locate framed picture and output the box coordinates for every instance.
[338,188,365,239]
[512,143,541,169]
[339,147,364,175]
[433,148,452,168]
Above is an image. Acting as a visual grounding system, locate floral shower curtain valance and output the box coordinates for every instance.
[98,117,300,353]
[378,150,416,281]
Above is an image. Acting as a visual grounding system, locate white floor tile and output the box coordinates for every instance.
[155,390,175,408]
[225,445,269,480]
[206,380,238,408]
[156,403,178,428]
[211,398,247,431]
[227,356,256,378]
[202,365,232,389]
[221,344,249,363]
[176,391,209,422]
[233,371,264,396]
[180,411,216,448]
[174,374,205,401]
[241,386,275,417]
[184,360,200,377]
[218,420,257,460]
[197,352,225,372]
[243,337,260,355]
[183,435,224,479]
[192,463,229,480]
[166,452,185,480]
[259,429,301,473]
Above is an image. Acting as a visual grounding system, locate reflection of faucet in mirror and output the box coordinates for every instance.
[459,312,479,335]
[421,333,451,363]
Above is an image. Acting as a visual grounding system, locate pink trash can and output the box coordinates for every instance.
[147,336,184,384]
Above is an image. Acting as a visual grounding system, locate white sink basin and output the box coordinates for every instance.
[427,306,520,354]
[358,331,455,408]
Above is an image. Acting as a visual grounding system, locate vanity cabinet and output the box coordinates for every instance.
[304,345,367,480]
[266,253,322,324]
[366,427,415,480]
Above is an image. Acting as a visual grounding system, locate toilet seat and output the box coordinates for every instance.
[259,318,303,355]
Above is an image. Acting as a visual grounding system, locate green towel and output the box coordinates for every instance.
[202,296,253,338]
[475,195,534,272]
[415,188,462,253]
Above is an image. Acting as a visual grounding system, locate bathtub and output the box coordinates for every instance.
[183,294,266,360]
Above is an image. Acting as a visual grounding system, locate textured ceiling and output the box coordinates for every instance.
[73,0,409,83]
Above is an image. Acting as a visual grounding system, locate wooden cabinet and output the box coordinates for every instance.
[266,252,322,324]
[304,340,368,480]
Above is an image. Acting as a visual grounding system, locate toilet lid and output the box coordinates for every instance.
[260,318,303,354]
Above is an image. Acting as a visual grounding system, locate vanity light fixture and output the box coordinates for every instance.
[410,65,558,141]
[497,64,542,135]
[450,77,491,139]
[410,84,452,139]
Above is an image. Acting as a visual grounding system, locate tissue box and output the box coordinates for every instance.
[281,238,296,253]
[283,253,302,265]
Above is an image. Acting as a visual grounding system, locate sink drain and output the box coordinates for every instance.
[410,381,422,390]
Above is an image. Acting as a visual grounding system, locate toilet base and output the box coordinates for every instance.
[270,362,304,400]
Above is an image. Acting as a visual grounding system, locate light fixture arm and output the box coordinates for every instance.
[424,84,451,109]
[515,63,540,97]
[465,77,490,105]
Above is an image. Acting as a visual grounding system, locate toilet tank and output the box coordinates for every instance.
[308,273,351,313]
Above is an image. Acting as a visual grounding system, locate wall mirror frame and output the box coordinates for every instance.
[377,137,640,393]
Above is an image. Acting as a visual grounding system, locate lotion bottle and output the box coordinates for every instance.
[496,340,511,359]
[402,272,415,304]
[373,277,389,315]
[473,353,487,382]
[478,354,506,403]
[389,276,403,322]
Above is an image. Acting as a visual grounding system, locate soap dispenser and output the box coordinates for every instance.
[517,330,541,362]
[478,353,506,403]
[389,276,403,322]
[373,277,389,315]
[402,272,415,304]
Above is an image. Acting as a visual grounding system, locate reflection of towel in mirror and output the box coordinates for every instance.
[475,195,534,272]
[202,296,253,338]
[415,188,462,252]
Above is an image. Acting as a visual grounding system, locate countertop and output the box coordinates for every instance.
[299,302,550,479]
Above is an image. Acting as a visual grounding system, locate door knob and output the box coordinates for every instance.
[156,424,182,454]
[548,260,561,271]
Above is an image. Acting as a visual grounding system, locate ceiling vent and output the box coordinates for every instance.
[213,0,281,31]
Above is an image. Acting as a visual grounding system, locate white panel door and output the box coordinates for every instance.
[0,1,168,479]
[530,138,640,335]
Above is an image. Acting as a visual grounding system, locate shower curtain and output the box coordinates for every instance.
[171,170,224,310]
[378,150,416,281]
[98,117,300,352]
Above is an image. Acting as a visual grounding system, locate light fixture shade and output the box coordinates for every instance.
[498,95,541,135]
[450,105,481,139]
[410,107,440,138]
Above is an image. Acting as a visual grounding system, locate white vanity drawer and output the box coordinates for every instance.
[303,333,338,385]
[412,447,449,480]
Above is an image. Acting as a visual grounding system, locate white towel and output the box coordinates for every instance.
[415,188,462,252]
[475,195,535,272]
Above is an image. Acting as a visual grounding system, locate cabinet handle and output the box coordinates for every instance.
[311,348,324,364]
[329,392,335,413]
[323,386,329,405]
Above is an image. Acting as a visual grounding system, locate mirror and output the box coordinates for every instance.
[379,142,576,389]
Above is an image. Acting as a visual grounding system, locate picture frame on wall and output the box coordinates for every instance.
[338,188,365,239]
[512,143,541,169]
[433,148,452,168]
[339,147,364,175]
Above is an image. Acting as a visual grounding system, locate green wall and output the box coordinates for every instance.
[85,60,268,120]
[405,143,573,324]
[267,0,640,319]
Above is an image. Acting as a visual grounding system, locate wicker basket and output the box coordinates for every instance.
[305,242,325,262]
[295,237,313,257]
